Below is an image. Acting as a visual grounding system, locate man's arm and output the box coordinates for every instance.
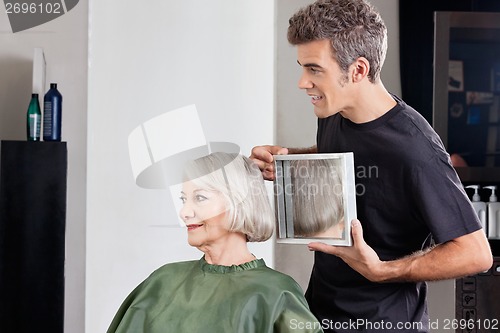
[287,146,317,154]
[309,220,493,283]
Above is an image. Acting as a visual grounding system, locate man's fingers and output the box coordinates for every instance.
[262,168,276,181]
[250,145,289,181]
[250,146,274,163]
[308,242,340,255]
[350,219,363,247]
[276,147,289,155]
[251,158,269,172]
[307,219,363,256]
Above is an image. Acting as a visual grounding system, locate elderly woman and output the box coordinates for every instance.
[107,153,322,333]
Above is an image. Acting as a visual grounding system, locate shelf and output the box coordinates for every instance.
[0,140,67,333]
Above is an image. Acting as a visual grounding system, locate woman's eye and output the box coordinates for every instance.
[309,67,319,73]
[195,195,208,202]
[179,196,186,204]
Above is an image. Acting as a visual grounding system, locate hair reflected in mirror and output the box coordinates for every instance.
[290,159,345,239]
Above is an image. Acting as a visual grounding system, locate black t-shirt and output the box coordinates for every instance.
[306,96,481,332]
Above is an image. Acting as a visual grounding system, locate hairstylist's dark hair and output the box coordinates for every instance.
[288,0,387,83]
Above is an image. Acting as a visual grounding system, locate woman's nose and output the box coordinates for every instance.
[179,204,195,222]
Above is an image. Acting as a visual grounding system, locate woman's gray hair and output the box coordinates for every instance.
[291,159,344,237]
[287,0,387,83]
[183,152,274,242]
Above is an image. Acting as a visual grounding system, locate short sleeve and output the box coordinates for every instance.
[410,155,481,244]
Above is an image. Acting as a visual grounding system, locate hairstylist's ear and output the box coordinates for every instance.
[351,57,369,82]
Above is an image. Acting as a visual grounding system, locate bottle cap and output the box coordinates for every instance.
[32,93,38,98]
[484,186,497,202]
[466,185,481,202]
[50,83,57,88]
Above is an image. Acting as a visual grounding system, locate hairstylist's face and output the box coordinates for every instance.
[179,180,231,248]
[296,39,354,119]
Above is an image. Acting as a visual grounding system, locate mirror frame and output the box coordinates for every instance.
[273,153,357,246]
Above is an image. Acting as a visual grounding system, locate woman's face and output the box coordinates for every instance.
[179,180,232,248]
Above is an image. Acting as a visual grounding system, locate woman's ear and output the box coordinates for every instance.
[351,57,370,83]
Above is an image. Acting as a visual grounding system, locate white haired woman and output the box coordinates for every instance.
[107,153,323,333]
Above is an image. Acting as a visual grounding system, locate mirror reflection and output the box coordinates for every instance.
[290,159,345,239]
[273,153,356,246]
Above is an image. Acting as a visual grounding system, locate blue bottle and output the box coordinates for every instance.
[43,83,62,141]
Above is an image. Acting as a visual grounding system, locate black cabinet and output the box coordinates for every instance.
[455,256,500,332]
[0,140,67,333]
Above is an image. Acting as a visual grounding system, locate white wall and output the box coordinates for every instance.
[86,1,275,332]
[0,4,88,333]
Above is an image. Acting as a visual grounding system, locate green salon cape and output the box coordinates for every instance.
[107,257,323,333]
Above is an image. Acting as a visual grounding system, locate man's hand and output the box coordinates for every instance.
[308,219,387,282]
[249,145,288,181]
[308,219,493,283]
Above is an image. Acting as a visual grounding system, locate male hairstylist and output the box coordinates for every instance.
[250,0,492,332]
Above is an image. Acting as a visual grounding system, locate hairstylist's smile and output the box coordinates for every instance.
[308,93,323,104]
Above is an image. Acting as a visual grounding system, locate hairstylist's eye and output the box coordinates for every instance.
[179,196,187,204]
[309,67,320,74]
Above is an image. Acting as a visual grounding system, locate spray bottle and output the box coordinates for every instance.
[484,186,500,239]
[466,185,487,234]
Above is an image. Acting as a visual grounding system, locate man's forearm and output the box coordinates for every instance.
[377,230,492,283]
[287,145,317,154]
[312,223,493,284]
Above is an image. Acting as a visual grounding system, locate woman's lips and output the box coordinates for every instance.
[186,224,203,231]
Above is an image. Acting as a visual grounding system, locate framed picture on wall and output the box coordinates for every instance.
[273,153,357,246]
